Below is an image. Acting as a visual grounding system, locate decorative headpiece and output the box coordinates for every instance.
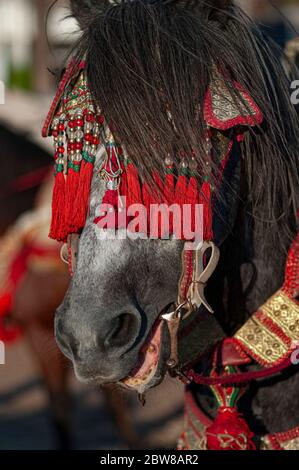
[43,59,263,243]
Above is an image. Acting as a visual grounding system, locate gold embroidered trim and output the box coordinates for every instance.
[261,433,299,451]
[209,76,258,123]
[263,291,299,342]
[235,316,288,365]
[281,436,299,450]
[235,290,299,366]
[56,71,94,117]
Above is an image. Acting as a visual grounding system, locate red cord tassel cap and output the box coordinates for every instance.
[206,407,256,450]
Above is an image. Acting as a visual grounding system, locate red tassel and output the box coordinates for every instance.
[164,172,175,206]
[200,181,213,241]
[152,171,164,203]
[126,163,142,207]
[174,172,188,239]
[162,167,174,236]
[186,176,198,205]
[120,162,144,232]
[49,171,66,242]
[142,182,151,222]
[102,189,118,207]
[175,174,188,207]
[142,179,162,235]
[96,188,119,229]
[101,188,118,217]
[152,171,166,237]
[76,159,95,230]
[206,407,256,450]
[119,162,127,197]
[186,176,199,234]
[65,163,81,234]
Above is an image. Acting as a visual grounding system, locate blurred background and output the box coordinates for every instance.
[0,0,298,451]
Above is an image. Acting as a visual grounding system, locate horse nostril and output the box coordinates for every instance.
[56,318,65,338]
[104,313,138,350]
[55,317,79,359]
[56,318,68,347]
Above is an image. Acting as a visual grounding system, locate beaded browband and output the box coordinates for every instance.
[42,59,263,244]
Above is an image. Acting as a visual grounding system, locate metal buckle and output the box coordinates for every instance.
[172,367,192,385]
[161,301,193,323]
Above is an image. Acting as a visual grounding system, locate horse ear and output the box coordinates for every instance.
[69,0,106,29]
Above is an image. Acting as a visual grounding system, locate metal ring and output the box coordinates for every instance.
[60,244,69,265]
[175,301,194,320]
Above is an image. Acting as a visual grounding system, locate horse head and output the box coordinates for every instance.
[52,0,298,399]
[54,143,240,393]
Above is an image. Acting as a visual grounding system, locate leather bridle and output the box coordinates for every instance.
[61,233,221,376]
[161,241,220,378]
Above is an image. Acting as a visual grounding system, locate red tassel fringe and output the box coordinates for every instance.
[164,172,175,206]
[126,163,143,207]
[200,181,213,241]
[186,176,199,233]
[206,407,256,450]
[65,164,80,234]
[49,171,66,242]
[118,163,214,241]
[76,160,95,230]
[175,175,188,208]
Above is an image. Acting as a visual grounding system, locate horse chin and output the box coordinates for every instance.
[120,318,169,394]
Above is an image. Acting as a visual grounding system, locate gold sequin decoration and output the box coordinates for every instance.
[263,290,299,342]
[235,290,299,366]
[282,436,299,450]
[210,76,258,123]
[260,434,299,451]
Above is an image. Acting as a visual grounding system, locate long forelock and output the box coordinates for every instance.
[73,1,299,250]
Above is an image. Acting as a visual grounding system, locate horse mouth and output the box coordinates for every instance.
[121,317,163,390]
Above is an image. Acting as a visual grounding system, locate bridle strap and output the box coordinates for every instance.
[68,234,80,276]
[60,234,80,276]
[166,314,182,373]
[185,230,299,386]
[162,241,220,376]
[188,241,220,314]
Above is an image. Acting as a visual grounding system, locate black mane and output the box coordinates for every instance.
[70,0,298,251]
